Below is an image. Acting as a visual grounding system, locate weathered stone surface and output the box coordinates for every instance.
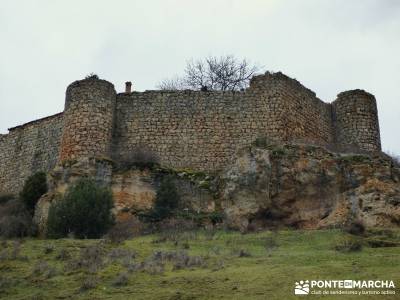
[0,113,63,193]
[110,169,215,218]
[33,143,400,234]
[220,144,399,230]
[0,72,382,195]
[111,169,156,214]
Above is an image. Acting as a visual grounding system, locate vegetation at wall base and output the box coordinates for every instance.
[19,171,47,214]
[0,196,34,238]
[46,178,114,239]
[141,175,180,222]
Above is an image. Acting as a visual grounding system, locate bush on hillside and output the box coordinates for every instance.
[0,197,34,238]
[19,172,47,214]
[345,220,366,236]
[106,215,143,243]
[333,236,363,252]
[47,178,114,239]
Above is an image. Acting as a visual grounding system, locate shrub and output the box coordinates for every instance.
[106,215,142,243]
[79,276,98,292]
[112,272,129,287]
[149,250,205,271]
[365,238,400,248]
[146,176,180,221]
[345,220,366,236]
[55,248,71,261]
[65,243,106,273]
[108,248,136,264]
[211,259,225,271]
[0,240,23,261]
[151,219,198,245]
[85,73,99,80]
[175,210,225,226]
[333,236,363,252]
[47,178,114,239]
[237,249,252,258]
[0,199,34,238]
[19,172,47,214]
[43,244,54,254]
[32,260,57,279]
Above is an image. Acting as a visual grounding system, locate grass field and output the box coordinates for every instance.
[0,229,399,300]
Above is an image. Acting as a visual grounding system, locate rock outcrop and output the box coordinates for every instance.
[220,144,400,230]
[34,143,400,234]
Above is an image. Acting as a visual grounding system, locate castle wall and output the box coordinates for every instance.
[332,90,381,152]
[0,113,63,194]
[0,72,382,194]
[113,73,334,171]
[250,73,334,145]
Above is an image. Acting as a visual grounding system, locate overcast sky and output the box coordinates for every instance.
[1,0,399,154]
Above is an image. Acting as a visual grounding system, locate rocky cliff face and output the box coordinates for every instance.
[220,144,400,230]
[34,144,400,233]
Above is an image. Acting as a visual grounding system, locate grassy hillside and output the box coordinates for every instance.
[0,229,399,299]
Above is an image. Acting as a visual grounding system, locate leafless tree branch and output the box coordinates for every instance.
[157,55,263,91]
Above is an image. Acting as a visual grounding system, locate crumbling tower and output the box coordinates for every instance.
[333,90,381,152]
[59,77,116,162]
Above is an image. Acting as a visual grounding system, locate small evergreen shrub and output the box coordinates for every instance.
[19,172,47,214]
[144,176,180,221]
[47,178,114,239]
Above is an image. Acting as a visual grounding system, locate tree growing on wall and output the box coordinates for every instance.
[157,55,262,91]
[20,172,48,215]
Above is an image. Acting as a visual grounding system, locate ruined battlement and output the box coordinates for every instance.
[0,72,381,194]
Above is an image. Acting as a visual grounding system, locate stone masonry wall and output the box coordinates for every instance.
[59,78,116,162]
[0,113,64,194]
[250,73,334,144]
[332,90,381,152]
[0,72,382,194]
[113,72,334,172]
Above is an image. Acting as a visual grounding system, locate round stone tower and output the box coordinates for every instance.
[59,77,116,162]
[332,89,381,152]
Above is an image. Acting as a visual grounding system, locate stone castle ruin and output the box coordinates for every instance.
[0,72,381,195]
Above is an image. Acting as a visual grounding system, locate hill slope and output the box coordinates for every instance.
[0,229,399,299]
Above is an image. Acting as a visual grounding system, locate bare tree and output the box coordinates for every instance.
[157,76,186,90]
[157,55,262,91]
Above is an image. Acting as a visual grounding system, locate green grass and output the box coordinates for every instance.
[0,229,399,299]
